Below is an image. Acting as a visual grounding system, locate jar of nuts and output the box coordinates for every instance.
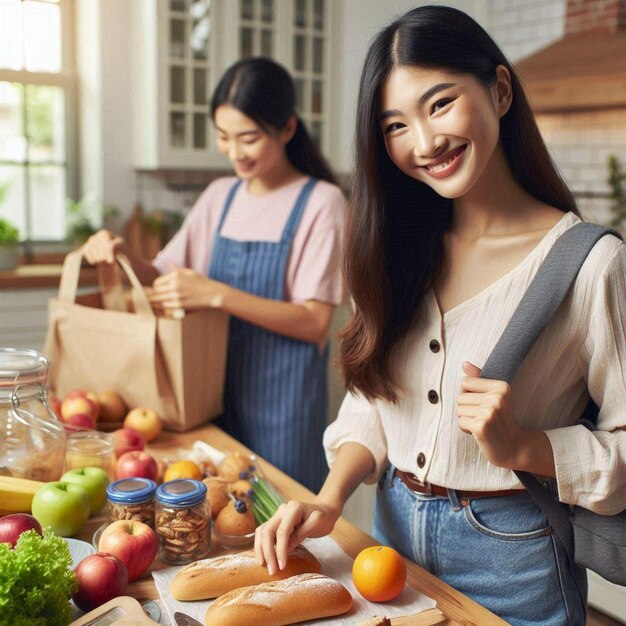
[106,478,157,527]
[155,479,211,565]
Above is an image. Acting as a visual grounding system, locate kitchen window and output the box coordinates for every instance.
[0,0,76,246]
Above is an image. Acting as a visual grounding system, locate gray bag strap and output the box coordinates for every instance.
[480,220,621,561]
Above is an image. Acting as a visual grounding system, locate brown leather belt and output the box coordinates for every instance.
[394,469,526,500]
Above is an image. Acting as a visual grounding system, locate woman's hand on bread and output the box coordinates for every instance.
[82,229,126,264]
[255,500,340,575]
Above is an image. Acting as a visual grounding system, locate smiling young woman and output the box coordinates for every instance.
[254,7,626,626]
[82,58,346,493]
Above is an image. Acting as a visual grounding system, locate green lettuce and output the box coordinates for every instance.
[0,528,77,626]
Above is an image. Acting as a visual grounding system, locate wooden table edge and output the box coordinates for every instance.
[113,424,510,626]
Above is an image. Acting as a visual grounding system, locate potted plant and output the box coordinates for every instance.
[0,217,20,270]
[66,196,119,247]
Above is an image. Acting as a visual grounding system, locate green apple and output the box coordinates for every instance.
[31,482,90,537]
[61,467,110,514]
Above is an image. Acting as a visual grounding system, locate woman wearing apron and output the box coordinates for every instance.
[82,58,345,492]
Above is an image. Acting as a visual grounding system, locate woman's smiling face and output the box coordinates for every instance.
[214,104,287,181]
[379,65,510,199]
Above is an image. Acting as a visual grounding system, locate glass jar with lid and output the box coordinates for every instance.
[107,478,157,527]
[0,348,66,481]
[155,479,210,564]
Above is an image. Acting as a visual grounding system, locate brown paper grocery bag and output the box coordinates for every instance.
[44,250,229,432]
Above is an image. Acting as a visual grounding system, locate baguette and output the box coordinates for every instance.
[170,546,321,600]
[204,573,353,626]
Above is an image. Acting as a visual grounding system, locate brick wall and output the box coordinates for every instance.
[487,0,626,229]
[487,0,566,63]
[566,0,626,35]
[536,110,626,224]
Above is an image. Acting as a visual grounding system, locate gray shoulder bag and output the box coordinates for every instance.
[480,221,626,586]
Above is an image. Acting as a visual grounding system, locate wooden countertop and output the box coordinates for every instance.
[79,424,509,626]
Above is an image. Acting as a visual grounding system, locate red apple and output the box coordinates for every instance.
[0,513,42,548]
[116,451,158,481]
[61,395,100,423]
[112,428,145,458]
[64,413,96,431]
[65,389,88,400]
[72,552,128,611]
[97,390,128,423]
[98,520,157,581]
[123,407,162,443]
[65,389,99,404]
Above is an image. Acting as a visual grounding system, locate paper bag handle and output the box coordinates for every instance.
[59,250,154,317]
[97,262,126,312]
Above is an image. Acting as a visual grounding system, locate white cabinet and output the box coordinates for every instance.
[228,0,338,151]
[131,0,225,169]
[130,0,340,170]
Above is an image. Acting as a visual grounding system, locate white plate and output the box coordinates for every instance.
[63,537,96,569]
[91,521,109,551]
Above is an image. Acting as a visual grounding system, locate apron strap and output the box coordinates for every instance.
[280,178,317,244]
[215,179,243,234]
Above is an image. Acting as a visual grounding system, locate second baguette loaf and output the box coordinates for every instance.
[170,546,321,600]
[204,573,353,625]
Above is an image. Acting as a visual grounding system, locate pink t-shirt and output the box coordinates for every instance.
[153,176,345,305]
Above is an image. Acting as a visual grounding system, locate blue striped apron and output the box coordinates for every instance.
[208,178,329,492]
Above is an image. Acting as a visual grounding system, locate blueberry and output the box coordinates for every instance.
[234,498,248,514]
[239,471,249,480]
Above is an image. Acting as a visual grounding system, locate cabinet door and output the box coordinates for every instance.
[132,0,227,169]
[159,0,223,167]
[227,0,337,156]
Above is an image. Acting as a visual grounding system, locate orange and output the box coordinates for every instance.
[352,545,407,602]
[163,460,203,482]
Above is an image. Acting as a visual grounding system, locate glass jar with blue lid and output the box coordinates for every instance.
[106,478,157,528]
[155,479,210,564]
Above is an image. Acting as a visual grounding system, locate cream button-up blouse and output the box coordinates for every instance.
[324,212,626,515]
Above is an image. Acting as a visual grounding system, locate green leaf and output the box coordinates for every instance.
[0,528,77,626]
[608,155,626,232]
[0,218,19,244]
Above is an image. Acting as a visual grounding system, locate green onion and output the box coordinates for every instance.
[251,476,284,524]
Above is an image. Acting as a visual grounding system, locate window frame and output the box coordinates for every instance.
[0,0,78,252]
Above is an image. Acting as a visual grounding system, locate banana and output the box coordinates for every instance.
[0,476,46,513]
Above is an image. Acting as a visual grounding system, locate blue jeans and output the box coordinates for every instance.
[373,468,587,626]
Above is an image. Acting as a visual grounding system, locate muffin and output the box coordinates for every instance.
[228,479,253,499]
[199,459,219,478]
[214,498,256,536]
[218,452,255,482]
[203,477,230,519]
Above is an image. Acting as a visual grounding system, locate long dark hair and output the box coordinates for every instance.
[210,57,337,185]
[342,5,579,402]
